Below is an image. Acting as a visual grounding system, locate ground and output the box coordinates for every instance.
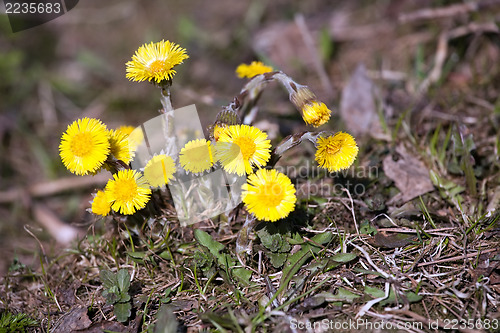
[0,0,499,332]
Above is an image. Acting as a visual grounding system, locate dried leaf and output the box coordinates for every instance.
[369,231,419,248]
[383,145,434,203]
[50,305,92,333]
[340,63,386,138]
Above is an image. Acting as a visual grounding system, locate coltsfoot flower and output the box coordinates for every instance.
[212,124,227,142]
[59,117,110,175]
[315,132,358,172]
[143,154,176,187]
[301,101,331,127]
[242,169,296,222]
[108,129,132,164]
[216,124,271,176]
[179,139,213,174]
[91,190,111,216]
[116,125,135,136]
[126,40,189,84]
[236,61,274,78]
[105,170,151,215]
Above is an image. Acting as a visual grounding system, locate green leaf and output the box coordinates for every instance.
[194,230,225,257]
[120,293,131,303]
[99,269,117,290]
[114,302,132,323]
[117,269,131,293]
[256,223,292,253]
[359,220,377,235]
[331,288,360,303]
[267,252,288,268]
[103,287,120,304]
[232,267,252,285]
[153,305,178,333]
[330,253,357,263]
[127,251,147,259]
[364,286,422,305]
[194,229,251,285]
[276,232,333,299]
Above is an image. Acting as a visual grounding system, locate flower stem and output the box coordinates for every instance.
[236,214,257,255]
[160,86,173,113]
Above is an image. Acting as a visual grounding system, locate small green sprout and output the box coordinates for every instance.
[99,269,132,323]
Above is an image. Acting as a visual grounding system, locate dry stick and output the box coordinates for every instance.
[418,32,447,94]
[376,227,455,237]
[349,242,393,318]
[295,14,333,95]
[418,22,499,94]
[0,173,110,203]
[342,188,359,235]
[417,248,496,267]
[398,0,500,23]
[33,203,81,244]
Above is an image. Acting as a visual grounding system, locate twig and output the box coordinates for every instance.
[24,225,48,263]
[349,242,389,278]
[399,0,500,23]
[419,22,499,93]
[417,248,496,267]
[342,188,359,235]
[418,32,447,93]
[0,173,110,204]
[33,203,81,244]
[376,227,455,237]
[295,14,333,94]
[356,281,390,318]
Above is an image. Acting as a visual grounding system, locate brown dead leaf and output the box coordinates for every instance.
[369,231,419,248]
[50,305,92,333]
[340,63,386,139]
[383,145,434,203]
[76,318,141,333]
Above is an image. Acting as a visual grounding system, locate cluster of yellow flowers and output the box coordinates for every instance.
[59,40,359,223]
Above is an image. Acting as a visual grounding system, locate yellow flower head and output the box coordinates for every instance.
[143,154,176,187]
[215,124,271,176]
[105,170,151,215]
[236,61,274,79]
[91,190,111,216]
[116,125,135,136]
[179,139,214,174]
[315,132,358,172]
[302,101,331,127]
[108,129,132,164]
[126,40,189,84]
[59,117,110,175]
[212,124,227,142]
[242,169,296,222]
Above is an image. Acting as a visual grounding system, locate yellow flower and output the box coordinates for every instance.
[126,40,189,84]
[143,154,176,187]
[116,125,135,136]
[236,61,274,78]
[241,169,296,222]
[105,170,151,215]
[216,124,271,176]
[91,190,111,216]
[179,139,214,174]
[212,124,227,142]
[301,101,331,127]
[59,118,110,175]
[108,129,132,164]
[315,132,358,172]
